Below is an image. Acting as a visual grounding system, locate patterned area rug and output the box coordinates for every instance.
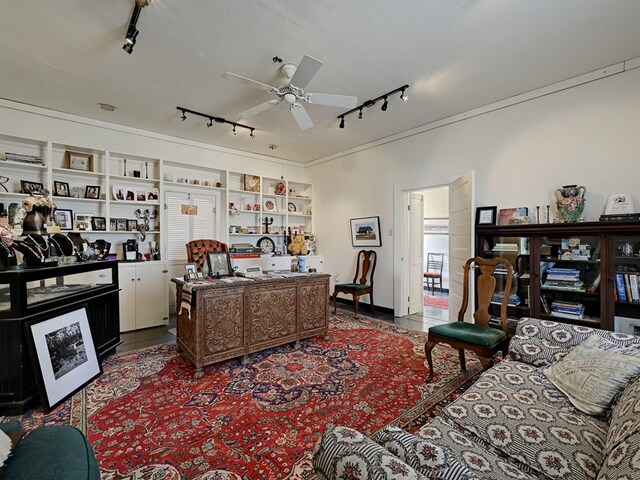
[424,292,449,309]
[17,310,480,480]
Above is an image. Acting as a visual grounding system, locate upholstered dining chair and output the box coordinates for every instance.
[332,250,377,318]
[186,239,228,272]
[424,256,513,383]
[423,253,444,294]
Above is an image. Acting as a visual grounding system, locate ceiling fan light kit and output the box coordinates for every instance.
[176,107,256,138]
[337,84,409,129]
[222,55,359,130]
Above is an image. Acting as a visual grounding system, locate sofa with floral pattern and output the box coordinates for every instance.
[312,317,640,479]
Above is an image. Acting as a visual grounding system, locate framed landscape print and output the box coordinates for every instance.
[350,216,382,247]
[24,306,101,412]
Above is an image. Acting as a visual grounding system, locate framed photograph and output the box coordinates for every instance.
[184,263,203,280]
[24,306,102,412]
[116,218,128,231]
[20,180,44,195]
[85,185,100,199]
[127,219,138,231]
[53,181,71,197]
[476,206,497,226]
[54,209,74,230]
[91,216,106,231]
[206,251,233,277]
[243,174,261,192]
[136,190,146,202]
[350,216,382,247]
[264,198,276,212]
[109,218,117,231]
[125,190,135,201]
[498,207,528,225]
[64,151,93,172]
[147,188,159,201]
[71,186,84,198]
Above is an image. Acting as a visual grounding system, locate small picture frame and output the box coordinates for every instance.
[184,263,203,280]
[243,174,261,193]
[127,219,138,231]
[74,213,92,231]
[85,185,100,199]
[264,198,277,212]
[91,216,106,231]
[116,218,128,231]
[498,207,528,225]
[109,218,117,231]
[65,151,93,172]
[136,190,146,202]
[54,209,74,230]
[20,180,44,195]
[24,306,101,412]
[350,216,382,247]
[53,181,71,197]
[147,188,159,201]
[476,206,497,226]
[206,251,233,277]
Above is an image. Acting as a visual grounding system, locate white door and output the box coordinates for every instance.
[135,263,169,329]
[448,172,475,322]
[408,192,424,315]
[118,264,137,332]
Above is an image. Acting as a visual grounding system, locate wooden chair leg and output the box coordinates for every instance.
[459,349,466,370]
[332,291,338,313]
[425,341,437,382]
[370,292,374,314]
[353,294,360,318]
[479,356,493,371]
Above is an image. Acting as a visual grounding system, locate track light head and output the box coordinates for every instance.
[358,108,363,119]
[400,88,407,101]
[207,119,213,128]
[233,125,237,135]
[381,97,388,111]
[179,110,187,121]
[250,129,255,138]
[339,117,345,129]
[122,27,138,53]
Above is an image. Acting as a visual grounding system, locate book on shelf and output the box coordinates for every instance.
[488,316,521,329]
[550,311,585,320]
[4,152,44,165]
[493,243,519,252]
[628,273,640,303]
[540,295,551,314]
[587,272,601,294]
[625,274,632,303]
[615,273,628,302]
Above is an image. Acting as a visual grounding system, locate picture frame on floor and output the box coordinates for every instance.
[24,306,102,412]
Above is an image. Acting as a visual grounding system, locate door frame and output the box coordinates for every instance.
[393,170,475,316]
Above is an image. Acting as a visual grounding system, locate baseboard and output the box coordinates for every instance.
[334,297,394,315]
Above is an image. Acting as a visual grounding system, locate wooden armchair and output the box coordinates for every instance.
[332,250,377,318]
[186,239,228,272]
[423,253,444,294]
[424,256,512,382]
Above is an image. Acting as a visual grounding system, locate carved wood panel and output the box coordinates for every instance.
[299,282,328,332]
[246,284,297,346]
[202,291,244,355]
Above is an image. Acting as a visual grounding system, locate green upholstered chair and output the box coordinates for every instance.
[332,250,377,318]
[425,256,513,382]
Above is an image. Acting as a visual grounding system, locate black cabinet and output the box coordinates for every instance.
[476,222,640,332]
[0,260,120,414]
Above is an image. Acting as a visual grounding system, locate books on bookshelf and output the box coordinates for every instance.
[491,292,522,306]
[493,243,519,252]
[549,300,585,319]
[542,266,585,292]
[4,152,44,165]
[615,272,640,303]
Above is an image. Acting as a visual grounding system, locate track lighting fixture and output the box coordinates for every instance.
[177,107,256,137]
[122,1,150,55]
[336,84,409,129]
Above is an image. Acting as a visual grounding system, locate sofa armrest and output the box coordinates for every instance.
[509,317,640,367]
[313,426,426,480]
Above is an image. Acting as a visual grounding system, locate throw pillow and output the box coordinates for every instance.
[544,334,640,416]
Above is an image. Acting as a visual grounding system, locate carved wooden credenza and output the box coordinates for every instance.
[173,273,330,377]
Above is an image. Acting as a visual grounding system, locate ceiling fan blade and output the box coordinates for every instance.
[289,55,323,89]
[238,99,281,119]
[221,72,276,92]
[306,93,358,109]
[290,103,314,130]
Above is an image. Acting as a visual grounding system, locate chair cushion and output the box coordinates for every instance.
[429,322,506,349]
[423,272,441,278]
[334,283,371,292]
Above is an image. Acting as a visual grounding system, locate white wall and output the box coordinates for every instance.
[309,64,640,311]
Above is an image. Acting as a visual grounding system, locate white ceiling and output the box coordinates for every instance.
[1,1,640,164]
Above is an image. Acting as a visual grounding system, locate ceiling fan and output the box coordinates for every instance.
[222,55,358,130]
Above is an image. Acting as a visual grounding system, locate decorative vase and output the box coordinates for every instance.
[556,184,586,222]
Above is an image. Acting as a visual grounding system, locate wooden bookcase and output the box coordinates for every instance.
[476,221,640,331]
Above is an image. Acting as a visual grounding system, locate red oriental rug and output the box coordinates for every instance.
[424,292,449,309]
[18,311,481,480]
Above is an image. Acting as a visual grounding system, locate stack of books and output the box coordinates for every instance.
[542,267,585,292]
[549,300,585,319]
[491,291,522,306]
[492,243,519,253]
[4,152,43,165]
